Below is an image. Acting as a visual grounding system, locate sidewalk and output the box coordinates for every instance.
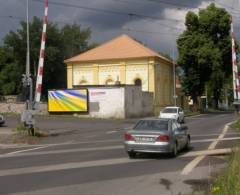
[0,126,41,147]
[0,127,17,147]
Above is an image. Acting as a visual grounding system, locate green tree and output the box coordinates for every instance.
[0,47,21,95]
[61,24,91,59]
[177,3,231,109]
[3,17,93,99]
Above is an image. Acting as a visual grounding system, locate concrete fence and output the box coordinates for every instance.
[0,103,48,115]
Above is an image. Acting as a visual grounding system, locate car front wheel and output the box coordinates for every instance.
[128,151,137,159]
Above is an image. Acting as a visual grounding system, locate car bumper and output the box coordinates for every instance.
[124,141,172,153]
[159,115,178,120]
[0,120,5,125]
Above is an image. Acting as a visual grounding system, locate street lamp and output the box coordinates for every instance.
[172,46,177,106]
[21,0,35,135]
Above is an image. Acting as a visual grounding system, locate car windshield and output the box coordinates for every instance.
[133,120,169,131]
[162,108,177,113]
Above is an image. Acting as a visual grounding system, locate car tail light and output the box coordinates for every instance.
[124,133,134,141]
[157,135,169,142]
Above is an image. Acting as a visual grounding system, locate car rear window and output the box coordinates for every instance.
[133,120,168,131]
[162,108,177,113]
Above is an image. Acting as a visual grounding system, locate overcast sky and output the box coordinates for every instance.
[0,0,239,57]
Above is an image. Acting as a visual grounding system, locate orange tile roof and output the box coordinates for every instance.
[65,34,171,63]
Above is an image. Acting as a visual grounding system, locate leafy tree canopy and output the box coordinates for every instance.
[2,17,93,98]
[177,3,231,108]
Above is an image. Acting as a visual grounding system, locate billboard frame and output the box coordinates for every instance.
[47,88,89,114]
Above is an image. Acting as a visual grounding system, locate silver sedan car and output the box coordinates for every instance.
[0,114,4,126]
[124,118,190,158]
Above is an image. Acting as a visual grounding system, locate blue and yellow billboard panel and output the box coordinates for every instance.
[48,89,88,112]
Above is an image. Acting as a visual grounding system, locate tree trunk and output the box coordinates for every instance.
[192,96,199,112]
[213,90,219,109]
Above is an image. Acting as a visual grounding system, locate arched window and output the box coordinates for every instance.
[105,79,114,85]
[134,78,142,86]
[79,80,87,85]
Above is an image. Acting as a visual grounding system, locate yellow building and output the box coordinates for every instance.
[65,34,173,114]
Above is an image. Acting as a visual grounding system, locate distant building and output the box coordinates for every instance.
[65,34,173,114]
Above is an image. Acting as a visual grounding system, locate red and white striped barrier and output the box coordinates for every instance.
[231,17,240,100]
[35,0,48,103]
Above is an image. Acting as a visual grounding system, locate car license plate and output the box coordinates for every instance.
[136,137,154,142]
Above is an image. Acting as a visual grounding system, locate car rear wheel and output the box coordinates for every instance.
[128,151,137,159]
[170,143,178,158]
[182,117,185,123]
[177,117,180,123]
[184,136,190,151]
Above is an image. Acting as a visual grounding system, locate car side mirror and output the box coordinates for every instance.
[124,127,132,131]
[180,125,188,131]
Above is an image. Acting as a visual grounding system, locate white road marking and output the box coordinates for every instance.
[5,145,52,156]
[1,134,239,159]
[181,120,235,175]
[191,132,240,137]
[208,123,229,150]
[181,155,205,175]
[191,137,240,143]
[0,141,75,149]
[0,145,124,158]
[106,130,118,134]
[0,157,148,177]
[1,139,122,150]
[2,136,240,158]
[182,148,235,157]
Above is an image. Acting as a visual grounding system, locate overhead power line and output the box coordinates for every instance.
[122,27,178,36]
[32,0,184,30]
[213,0,240,13]
[0,15,24,20]
[112,0,196,9]
[146,0,202,9]
[0,14,181,37]
[0,15,88,27]
[63,0,185,23]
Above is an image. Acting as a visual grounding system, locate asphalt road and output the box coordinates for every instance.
[0,113,239,195]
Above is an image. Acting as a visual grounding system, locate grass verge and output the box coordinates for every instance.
[210,119,240,195]
[15,124,49,137]
[185,111,201,117]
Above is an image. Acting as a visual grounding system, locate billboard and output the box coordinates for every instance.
[48,89,88,112]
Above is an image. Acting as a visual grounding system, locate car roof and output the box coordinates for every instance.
[138,118,172,122]
[164,106,179,109]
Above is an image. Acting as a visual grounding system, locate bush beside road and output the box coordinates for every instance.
[211,119,240,194]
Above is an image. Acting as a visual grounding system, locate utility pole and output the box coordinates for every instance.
[21,0,35,135]
[21,0,48,134]
[172,46,177,106]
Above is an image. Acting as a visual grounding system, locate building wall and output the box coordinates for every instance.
[154,58,173,114]
[67,57,173,115]
[67,64,73,89]
[124,86,143,118]
[68,58,152,92]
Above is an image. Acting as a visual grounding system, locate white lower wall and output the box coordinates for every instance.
[88,87,125,118]
[0,87,153,119]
